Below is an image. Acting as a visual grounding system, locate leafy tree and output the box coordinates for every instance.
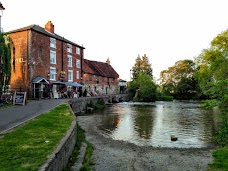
[195,29,228,106]
[159,59,197,99]
[195,29,228,147]
[131,54,153,79]
[128,72,157,102]
[0,34,13,93]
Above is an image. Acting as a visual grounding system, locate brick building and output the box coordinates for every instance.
[82,58,119,95]
[6,21,85,98]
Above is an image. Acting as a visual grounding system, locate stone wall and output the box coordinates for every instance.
[38,94,129,171]
[69,94,129,114]
[38,104,76,171]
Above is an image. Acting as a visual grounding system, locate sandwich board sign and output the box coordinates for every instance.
[13,91,27,105]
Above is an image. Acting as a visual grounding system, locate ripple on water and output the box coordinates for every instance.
[97,101,218,148]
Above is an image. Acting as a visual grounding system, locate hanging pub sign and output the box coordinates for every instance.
[13,91,27,105]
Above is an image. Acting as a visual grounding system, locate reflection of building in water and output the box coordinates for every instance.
[99,113,121,132]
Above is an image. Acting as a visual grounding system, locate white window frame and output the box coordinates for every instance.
[50,67,56,81]
[68,70,73,82]
[76,71,79,79]
[50,50,56,64]
[76,47,80,55]
[67,43,72,53]
[50,37,56,49]
[76,59,80,68]
[68,54,72,67]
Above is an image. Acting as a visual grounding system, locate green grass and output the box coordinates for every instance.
[0,103,12,109]
[208,111,228,171]
[0,103,73,171]
[208,147,228,171]
[64,124,94,171]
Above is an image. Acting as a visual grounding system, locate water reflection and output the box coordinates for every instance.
[96,101,218,148]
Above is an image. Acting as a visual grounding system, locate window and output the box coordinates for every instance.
[50,50,56,64]
[50,67,56,81]
[76,47,80,55]
[67,44,72,53]
[76,71,79,79]
[68,70,73,82]
[50,37,56,49]
[68,55,72,67]
[76,59,80,68]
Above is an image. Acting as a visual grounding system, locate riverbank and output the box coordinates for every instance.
[77,114,215,171]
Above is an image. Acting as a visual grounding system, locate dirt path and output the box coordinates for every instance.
[77,115,215,171]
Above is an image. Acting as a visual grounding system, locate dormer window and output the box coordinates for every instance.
[67,44,72,53]
[50,37,56,49]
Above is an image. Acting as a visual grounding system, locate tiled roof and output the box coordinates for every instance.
[5,24,85,49]
[84,59,119,79]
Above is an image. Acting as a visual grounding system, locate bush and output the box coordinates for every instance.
[157,95,173,101]
[94,98,105,109]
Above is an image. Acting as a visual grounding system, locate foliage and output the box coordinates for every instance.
[195,28,228,170]
[159,59,198,99]
[156,93,174,101]
[94,98,106,109]
[209,147,228,170]
[128,72,157,102]
[0,103,73,171]
[0,34,13,93]
[195,29,228,100]
[131,54,153,79]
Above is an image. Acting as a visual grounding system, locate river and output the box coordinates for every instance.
[95,101,218,148]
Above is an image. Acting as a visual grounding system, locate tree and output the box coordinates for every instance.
[159,59,197,99]
[0,34,13,93]
[131,54,153,79]
[195,29,228,106]
[128,72,157,102]
[195,29,228,146]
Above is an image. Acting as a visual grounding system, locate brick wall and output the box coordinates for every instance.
[9,26,84,91]
[9,30,29,89]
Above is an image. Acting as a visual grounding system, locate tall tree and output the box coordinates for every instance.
[132,54,153,79]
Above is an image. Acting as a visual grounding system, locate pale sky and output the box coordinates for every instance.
[2,0,228,81]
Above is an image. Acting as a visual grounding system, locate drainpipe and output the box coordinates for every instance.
[81,47,83,83]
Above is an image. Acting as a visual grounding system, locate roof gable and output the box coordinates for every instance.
[84,59,119,78]
[5,24,85,49]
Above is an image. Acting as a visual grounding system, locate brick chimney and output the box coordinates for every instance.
[45,21,54,33]
[106,57,110,65]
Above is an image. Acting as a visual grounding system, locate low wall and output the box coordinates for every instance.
[69,94,129,114]
[38,104,77,171]
[38,94,129,170]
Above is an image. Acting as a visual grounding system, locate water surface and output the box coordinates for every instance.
[96,101,218,148]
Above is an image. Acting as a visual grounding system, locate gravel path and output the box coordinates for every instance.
[77,114,215,171]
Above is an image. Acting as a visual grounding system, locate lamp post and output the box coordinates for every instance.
[0,2,5,33]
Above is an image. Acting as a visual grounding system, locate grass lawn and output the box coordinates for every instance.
[64,124,94,171]
[0,103,73,171]
[208,147,228,171]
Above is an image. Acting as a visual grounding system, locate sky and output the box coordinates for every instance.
[1,0,228,81]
